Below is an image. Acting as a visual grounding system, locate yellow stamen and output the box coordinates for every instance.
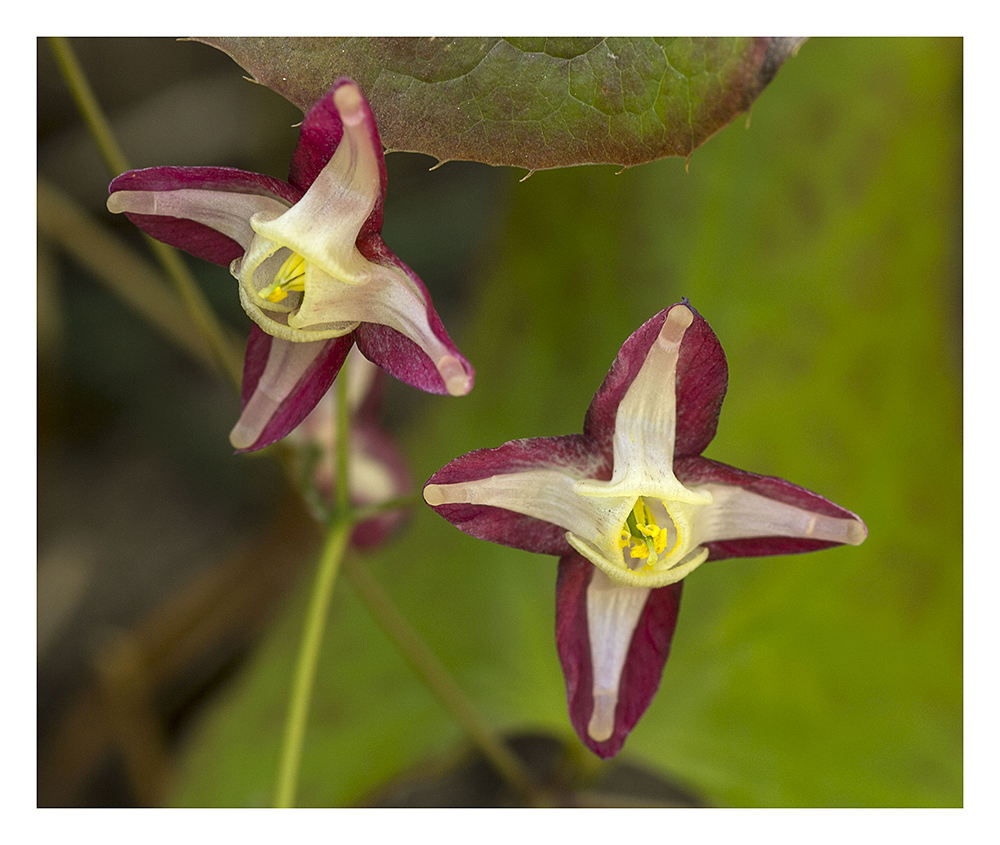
[620,497,680,573]
[267,287,289,303]
[259,251,307,303]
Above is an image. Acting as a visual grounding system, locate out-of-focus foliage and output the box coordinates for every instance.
[171,38,961,807]
[197,37,802,170]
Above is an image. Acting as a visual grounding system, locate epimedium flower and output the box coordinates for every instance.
[423,301,867,758]
[286,346,411,548]
[107,78,473,451]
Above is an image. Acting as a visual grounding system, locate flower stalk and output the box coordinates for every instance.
[274,356,354,808]
[342,555,544,806]
[56,46,543,805]
[274,514,352,808]
[49,36,243,386]
[37,179,220,371]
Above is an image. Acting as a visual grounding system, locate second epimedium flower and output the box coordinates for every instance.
[107,78,474,451]
[424,301,868,758]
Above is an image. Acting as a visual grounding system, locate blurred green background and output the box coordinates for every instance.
[37,37,961,807]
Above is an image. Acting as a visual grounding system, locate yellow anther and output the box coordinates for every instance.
[266,287,289,303]
[259,251,307,303]
[620,497,683,571]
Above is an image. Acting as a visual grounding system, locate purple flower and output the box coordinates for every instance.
[287,346,411,549]
[107,78,473,451]
[423,301,867,758]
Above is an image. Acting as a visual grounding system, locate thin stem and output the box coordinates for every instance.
[148,243,245,388]
[47,37,130,177]
[274,361,353,808]
[274,517,352,808]
[51,37,536,804]
[37,178,225,373]
[342,556,546,806]
[48,36,243,388]
[350,493,424,522]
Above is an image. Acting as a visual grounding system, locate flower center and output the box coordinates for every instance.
[259,251,307,303]
[617,497,679,573]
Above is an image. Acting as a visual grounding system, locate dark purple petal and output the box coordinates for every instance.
[675,455,867,560]
[288,77,388,241]
[108,165,302,202]
[583,308,665,456]
[583,300,727,461]
[108,166,302,266]
[236,324,354,453]
[556,553,683,759]
[672,303,728,458]
[353,313,474,398]
[425,435,608,556]
[353,366,388,426]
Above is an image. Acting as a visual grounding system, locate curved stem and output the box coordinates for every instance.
[273,516,352,808]
[342,556,546,806]
[49,36,540,808]
[48,36,243,388]
[350,493,424,522]
[47,37,129,177]
[274,361,353,808]
[37,179,225,372]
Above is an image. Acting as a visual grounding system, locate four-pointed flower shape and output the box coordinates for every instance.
[423,301,867,758]
[107,78,473,451]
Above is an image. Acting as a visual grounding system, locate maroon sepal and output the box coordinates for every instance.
[556,553,684,759]
[289,77,387,237]
[675,455,866,560]
[108,166,303,266]
[425,434,608,556]
[235,325,353,453]
[584,301,728,460]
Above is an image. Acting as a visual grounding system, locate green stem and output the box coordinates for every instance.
[47,37,130,177]
[51,37,536,803]
[342,556,545,806]
[48,36,243,388]
[273,516,352,808]
[274,362,353,808]
[350,493,424,522]
[37,179,225,373]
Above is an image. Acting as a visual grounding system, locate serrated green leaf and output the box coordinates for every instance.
[194,36,803,170]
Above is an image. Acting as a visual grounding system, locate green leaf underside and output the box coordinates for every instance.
[195,37,803,170]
